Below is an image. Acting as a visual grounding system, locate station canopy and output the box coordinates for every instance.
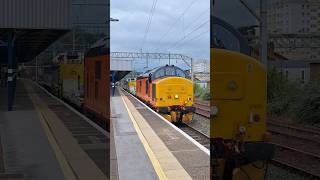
[0,29,68,63]
[0,0,71,64]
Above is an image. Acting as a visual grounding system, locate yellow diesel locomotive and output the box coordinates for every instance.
[211,16,274,180]
[135,65,195,123]
[124,78,136,95]
[39,53,84,107]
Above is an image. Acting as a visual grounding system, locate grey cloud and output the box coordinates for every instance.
[111,0,210,68]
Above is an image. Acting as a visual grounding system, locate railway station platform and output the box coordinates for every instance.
[0,79,109,180]
[111,88,210,180]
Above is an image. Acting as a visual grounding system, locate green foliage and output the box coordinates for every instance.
[201,87,211,101]
[194,83,210,101]
[295,81,320,124]
[194,83,203,98]
[267,66,320,124]
[267,66,301,117]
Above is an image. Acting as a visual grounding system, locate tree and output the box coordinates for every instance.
[267,66,301,117]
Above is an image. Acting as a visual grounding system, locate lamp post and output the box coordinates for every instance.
[109,18,119,22]
[109,17,119,96]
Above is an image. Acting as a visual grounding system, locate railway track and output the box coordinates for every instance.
[304,125,320,132]
[268,121,320,155]
[268,121,320,179]
[194,100,210,118]
[271,143,320,179]
[191,102,320,177]
[177,124,210,150]
[268,121,320,139]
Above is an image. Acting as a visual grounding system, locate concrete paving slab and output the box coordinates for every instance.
[0,111,66,180]
[111,90,158,180]
[125,91,210,180]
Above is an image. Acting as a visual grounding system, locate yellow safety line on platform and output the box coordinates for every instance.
[121,92,168,180]
[24,82,77,180]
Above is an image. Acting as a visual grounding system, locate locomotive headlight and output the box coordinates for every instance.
[239,126,246,134]
[174,94,179,99]
[211,106,218,116]
[249,112,260,123]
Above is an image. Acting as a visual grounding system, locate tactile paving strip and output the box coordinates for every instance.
[34,86,109,177]
[124,91,210,180]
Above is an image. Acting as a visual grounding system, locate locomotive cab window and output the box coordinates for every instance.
[146,80,149,95]
[213,24,240,52]
[86,72,89,98]
[95,81,99,99]
[211,16,250,55]
[152,84,156,101]
[176,68,186,78]
[95,61,102,80]
[152,66,187,80]
[165,66,176,76]
[154,68,165,79]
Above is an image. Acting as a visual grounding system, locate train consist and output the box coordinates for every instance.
[38,37,110,130]
[124,65,195,123]
[83,37,110,130]
[39,52,84,107]
[211,16,274,179]
[124,78,136,94]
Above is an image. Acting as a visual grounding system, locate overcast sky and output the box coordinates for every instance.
[214,0,259,28]
[111,0,210,71]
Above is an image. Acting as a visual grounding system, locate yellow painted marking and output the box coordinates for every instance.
[121,92,168,180]
[24,82,77,180]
